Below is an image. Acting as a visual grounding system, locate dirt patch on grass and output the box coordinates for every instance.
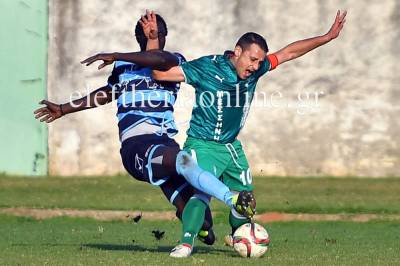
[0,208,176,221]
[1,208,400,222]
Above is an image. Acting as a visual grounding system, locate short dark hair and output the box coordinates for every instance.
[134,14,168,50]
[236,32,269,53]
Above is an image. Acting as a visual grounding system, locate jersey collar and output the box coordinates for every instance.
[223,50,236,71]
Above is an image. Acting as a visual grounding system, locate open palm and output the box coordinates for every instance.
[326,10,347,40]
[140,10,158,40]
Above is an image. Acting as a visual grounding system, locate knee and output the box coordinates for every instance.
[176,150,197,175]
[193,193,211,206]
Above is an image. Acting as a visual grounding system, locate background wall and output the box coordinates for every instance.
[0,0,48,176]
[47,0,400,177]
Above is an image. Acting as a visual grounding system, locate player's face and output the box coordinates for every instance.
[234,43,266,79]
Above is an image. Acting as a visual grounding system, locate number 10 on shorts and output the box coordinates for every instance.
[240,169,252,186]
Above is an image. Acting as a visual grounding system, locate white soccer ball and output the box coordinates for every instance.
[233,222,270,258]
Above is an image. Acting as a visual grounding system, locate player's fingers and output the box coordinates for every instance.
[43,116,52,123]
[151,10,156,21]
[47,116,57,123]
[85,58,97,66]
[341,10,347,21]
[339,20,345,30]
[34,107,46,114]
[81,55,95,64]
[33,109,49,118]
[45,115,56,123]
[82,56,98,66]
[334,10,340,23]
[146,9,151,20]
[35,112,47,119]
[141,15,148,24]
[98,62,107,70]
[40,114,51,122]
[34,113,42,119]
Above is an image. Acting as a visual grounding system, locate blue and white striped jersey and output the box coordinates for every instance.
[107,53,186,142]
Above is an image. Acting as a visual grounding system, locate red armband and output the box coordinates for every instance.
[267,54,279,70]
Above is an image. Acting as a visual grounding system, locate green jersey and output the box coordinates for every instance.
[181,51,272,144]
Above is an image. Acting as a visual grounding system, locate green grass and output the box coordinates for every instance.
[0,214,399,265]
[1,175,400,214]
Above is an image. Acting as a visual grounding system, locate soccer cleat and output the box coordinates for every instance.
[223,234,233,247]
[232,190,256,219]
[197,228,216,245]
[169,243,192,258]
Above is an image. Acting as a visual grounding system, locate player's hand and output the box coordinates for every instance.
[140,10,158,40]
[34,100,63,123]
[81,53,116,70]
[326,10,347,40]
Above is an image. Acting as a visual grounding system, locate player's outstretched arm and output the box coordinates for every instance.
[33,86,115,123]
[81,50,179,71]
[152,66,185,82]
[272,10,347,65]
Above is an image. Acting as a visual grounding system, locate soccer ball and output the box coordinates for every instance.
[233,222,270,258]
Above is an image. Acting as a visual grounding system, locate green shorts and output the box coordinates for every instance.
[183,136,253,192]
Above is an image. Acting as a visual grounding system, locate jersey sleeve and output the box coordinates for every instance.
[180,56,209,86]
[254,53,279,78]
[107,64,120,88]
[173,52,187,65]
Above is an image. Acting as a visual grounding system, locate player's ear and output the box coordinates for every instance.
[234,45,242,58]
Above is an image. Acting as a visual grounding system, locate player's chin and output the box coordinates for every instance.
[241,71,251,79]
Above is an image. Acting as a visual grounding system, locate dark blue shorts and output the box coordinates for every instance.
[120,134,193,204]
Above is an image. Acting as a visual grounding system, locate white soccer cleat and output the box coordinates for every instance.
[223,234,233,247]
[169,243,192,258]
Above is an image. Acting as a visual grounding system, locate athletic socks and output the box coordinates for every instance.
[229,208,251,235]
[181,197,207,246]
[176,150,235,207]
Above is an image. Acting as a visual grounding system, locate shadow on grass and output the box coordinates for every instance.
[83,243,232,254]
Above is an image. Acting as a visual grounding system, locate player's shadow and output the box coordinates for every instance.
[84,243,231,254]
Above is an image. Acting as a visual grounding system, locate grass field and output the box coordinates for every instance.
[1,175,400,213]
[1,175,400,265]
[1,215,399,265]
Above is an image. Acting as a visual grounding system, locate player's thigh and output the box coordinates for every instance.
[183,137,229,178]
[222,141,253,191]
[120,136,179,185]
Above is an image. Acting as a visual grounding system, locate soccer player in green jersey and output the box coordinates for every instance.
[86,10,347,257]
[151,10,347,257]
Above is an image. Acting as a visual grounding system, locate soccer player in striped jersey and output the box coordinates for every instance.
[34,11,254,246]
[106,10,345,258]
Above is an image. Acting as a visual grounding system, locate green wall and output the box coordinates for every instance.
[0,0,48,175]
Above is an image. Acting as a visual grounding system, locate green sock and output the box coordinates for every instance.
[181,198,207,246]
[229,209,250,235]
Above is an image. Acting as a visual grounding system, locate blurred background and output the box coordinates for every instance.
[0,0,399,177]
